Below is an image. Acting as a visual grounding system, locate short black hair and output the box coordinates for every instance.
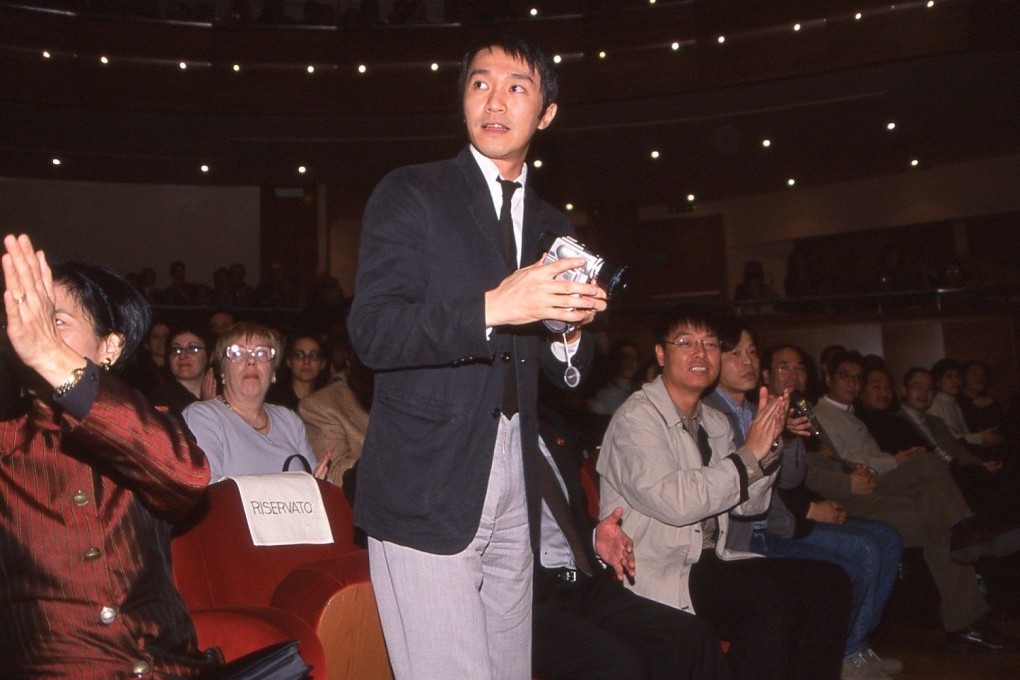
[458,33,559,114]
[716,315,758,353]
[931,357,961,386]
[825,348,865,379]
[760,344,806,372]
[653,305,717,347]
[903,366,930,387]
[52,262,152,370]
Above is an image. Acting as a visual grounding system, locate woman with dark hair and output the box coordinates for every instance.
[0,234,214,676]
[150,325,217,417]
[930,358,1004,449]
[266,332,328,411]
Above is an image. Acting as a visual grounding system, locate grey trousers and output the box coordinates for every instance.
[369,415,532,680]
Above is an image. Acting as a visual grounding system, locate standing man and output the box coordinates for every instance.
[348,34,605,679]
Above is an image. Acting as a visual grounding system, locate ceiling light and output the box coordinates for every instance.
[687,194,695,202]
[358,64,367,74]
[42,50,51,59]
[598,51,607,59]
[233,64,241,72]
[910,159,920,167]
[530,7,538,16]
[298,166,307,174]
[650,150,660,159]
[430,62,439,71]
[926,1,934,7]
[762,139,771,148]
[533,160,543,168]
[717,35,726,44]
[886,122,896,131]
[179,62,187,70]
[100,56,109,65]
[793,23,801,31]
[671,42,680,51]
[649,0,656,4]
[565,203,574,211]
[307,65,315,74]
[200,164,210,173]
[855,12,862,20]
[787,178,796,187]
[51,158,61,166]
[553,55,562,64]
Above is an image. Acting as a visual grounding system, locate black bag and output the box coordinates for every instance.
[203,640,311,680]
[282,454,312,474]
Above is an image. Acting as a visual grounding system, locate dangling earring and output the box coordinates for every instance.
[271,374,277,384]
[101,357,112,371]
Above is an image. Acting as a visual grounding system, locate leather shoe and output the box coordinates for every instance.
[946,625,1020,652]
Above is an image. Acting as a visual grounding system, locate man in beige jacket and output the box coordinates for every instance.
[597,305,851,680]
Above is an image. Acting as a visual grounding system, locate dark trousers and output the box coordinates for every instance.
[689,552,851,680]
[533,567,731,680]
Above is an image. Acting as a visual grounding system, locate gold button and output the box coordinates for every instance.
[72,490,89,507]
[84,547,102,561]
[131,660,151,676]
[99,606,117,624]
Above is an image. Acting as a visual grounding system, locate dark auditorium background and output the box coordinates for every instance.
[1,0,1019,398]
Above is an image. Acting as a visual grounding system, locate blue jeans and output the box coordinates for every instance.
[750,517,902,658]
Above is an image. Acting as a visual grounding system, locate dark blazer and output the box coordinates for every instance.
[349,146,593,554]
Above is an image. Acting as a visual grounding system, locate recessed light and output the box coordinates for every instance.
[530,7,538,16]
[51,158,61,166]
[533,160,543,169]
[650,150,660,159]
[762,139,772,148]
[717,35,726,44]
[565,203,574,211]
[431,63,439,71]
[307,65,315,74]
[100,56,109,65]
[886,122,897,131]
[855,12,863,20]
[200,164,210,173]
[687,194,695,202]
[42,50,51,59]
[793,23,801,31]
[910,159,920,167]
[358,64,367,74]
[179,62,187,70]
[598,51,607,59]
[233,64,240,72]
[787,178,796,187]
[298,166,307,174]
[553,55,562,64]
[926,1,934,7]
[671,42,680,51]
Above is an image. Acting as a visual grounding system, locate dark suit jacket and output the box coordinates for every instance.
[349,146,593,554]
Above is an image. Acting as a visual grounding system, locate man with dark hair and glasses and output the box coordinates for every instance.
[597,306,851,680]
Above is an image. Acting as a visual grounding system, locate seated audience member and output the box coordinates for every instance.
[163,260,198,306]
[150,326,217,417]
[704,327,902,680]
[533,406,730,680]
[267,333,328,411]
[597,305,851,680]
[929,358,1003,449]
[805,349,1020,651]
[208,309,236,338]
[183,321,324,482]
[1,234,216,675]
[958,359,1016,455]
[121,319,171,395]
[587,340,640,417]
[299,351,374,491]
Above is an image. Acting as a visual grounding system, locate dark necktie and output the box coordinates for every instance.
[538,453,594,576]
[496,177,520,270]
[696,425,713,467]
[496,177,521,417]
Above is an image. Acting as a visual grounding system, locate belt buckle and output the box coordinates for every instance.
[559,568,578,583]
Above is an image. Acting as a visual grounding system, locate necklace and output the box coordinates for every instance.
[219,395,269,433]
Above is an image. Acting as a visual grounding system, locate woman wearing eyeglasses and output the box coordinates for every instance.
[182,321,327,482]
[266,333,328,411]
[150,325,216,417]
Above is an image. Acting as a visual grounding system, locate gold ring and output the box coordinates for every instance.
[14,293,26,305]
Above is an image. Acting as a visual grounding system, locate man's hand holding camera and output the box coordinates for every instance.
[484,255,607,329]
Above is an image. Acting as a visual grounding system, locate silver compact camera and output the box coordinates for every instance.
[538,232,628,334]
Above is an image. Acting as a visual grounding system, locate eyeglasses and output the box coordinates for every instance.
[663,337,720,352]
[835,370,862,383]
[224,344,276,363]
[773,363,807,375]
[169,344,205,357]
[291,350,323,361]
